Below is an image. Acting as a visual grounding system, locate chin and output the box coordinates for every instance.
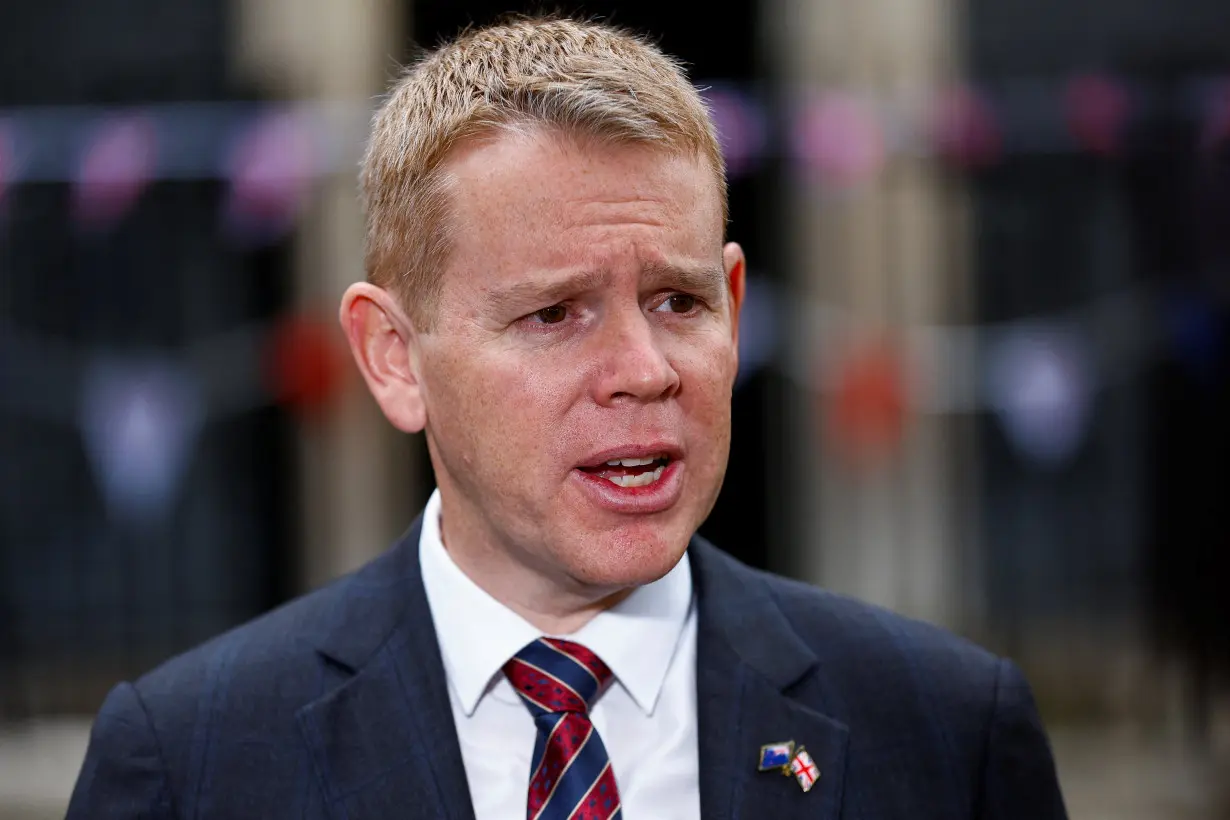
[562,527,692,589]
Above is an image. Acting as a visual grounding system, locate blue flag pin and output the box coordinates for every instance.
[757,740,795,771]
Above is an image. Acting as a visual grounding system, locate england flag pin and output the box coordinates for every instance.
[789,746,821,793]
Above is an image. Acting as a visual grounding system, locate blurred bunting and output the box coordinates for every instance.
[263,314,348,417]
[702,85,766,178]
[223,110,314,246]
[0,71,1226,202]
[0,119,12,211]
[826,338,909,468]
[72,113,157,232]
[79,356,203,525]
[794,92,886,187]
[1064,74,1132,158]
[985,324,1093,468]
[931,85,1002,169]
[1200,79,1230,152]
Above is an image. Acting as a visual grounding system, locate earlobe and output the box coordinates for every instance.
[338,283,428,433]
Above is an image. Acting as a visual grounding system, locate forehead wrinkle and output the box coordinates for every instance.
[560,197,672,226]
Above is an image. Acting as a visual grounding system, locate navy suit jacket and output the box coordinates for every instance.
[69,518,1068,819]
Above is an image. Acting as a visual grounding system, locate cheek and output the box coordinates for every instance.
[676,338,739,405]
[677,347,736,461]
[427,352,579,461]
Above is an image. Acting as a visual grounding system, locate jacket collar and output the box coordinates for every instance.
[690,537,850,820]
[297,519,849,820]
[297,516,477,820]
[308,516,426,674]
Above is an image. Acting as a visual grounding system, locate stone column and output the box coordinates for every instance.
[765,0,978,627]
[231,0,416,589]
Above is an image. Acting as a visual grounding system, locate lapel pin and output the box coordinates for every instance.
[758,740,821,793]
[757,740,795,771]
[788,746,820,793]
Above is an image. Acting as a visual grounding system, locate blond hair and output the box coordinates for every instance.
[360,16,726,327]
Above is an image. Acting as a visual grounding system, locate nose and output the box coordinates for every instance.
[592,309,680,405]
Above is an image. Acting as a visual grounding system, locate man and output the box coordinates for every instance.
[69,17,1068,820]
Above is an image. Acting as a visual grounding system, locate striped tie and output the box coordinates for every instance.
[503,638,622,820]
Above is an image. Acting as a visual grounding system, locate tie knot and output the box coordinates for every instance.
[503,637,612,716]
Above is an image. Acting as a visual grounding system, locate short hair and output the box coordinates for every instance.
[360,16,727,328]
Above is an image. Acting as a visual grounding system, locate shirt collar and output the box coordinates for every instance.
[419,488,693,718]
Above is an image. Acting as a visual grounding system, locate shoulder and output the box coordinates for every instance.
[694,541,1005,715]
[762,566,1000,678]
[72,529,424,815]
[123,536,414,746]
[135,574,346,699]
[697,545,1014,795]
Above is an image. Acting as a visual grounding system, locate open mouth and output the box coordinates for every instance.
[576,454,671,488]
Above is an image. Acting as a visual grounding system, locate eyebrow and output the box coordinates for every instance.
[483,269,611,315]
[483,262,727,314]
[641,261,727,302]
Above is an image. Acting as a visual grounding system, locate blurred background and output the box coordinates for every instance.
[1,0,1228,817]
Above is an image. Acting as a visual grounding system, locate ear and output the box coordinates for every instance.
[722,241,746,350]
[338,283,427,433]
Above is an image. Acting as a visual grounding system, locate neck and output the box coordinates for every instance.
[435,498,632,636]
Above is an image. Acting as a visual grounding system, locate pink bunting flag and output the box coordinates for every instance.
[930,85,1002,169]
[1064,74,1132,158]
[1200,78,1230,152]
[224,110,313,245]
[793,92,886,187]
[73,113,157,232]
[0,119,13,210]
[702,86,766,178]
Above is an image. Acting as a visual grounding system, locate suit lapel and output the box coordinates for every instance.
[692,540,850,820]
[297,518,476,820]
[292,522,851,819]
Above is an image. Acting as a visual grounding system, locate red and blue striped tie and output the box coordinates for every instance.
[503,638,623,820]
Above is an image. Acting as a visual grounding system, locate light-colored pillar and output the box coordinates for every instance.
[766,0,977,627]
[232,0,416,589]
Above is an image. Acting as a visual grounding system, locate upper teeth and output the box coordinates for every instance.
[605,455,663,467]
[605,465,665,488]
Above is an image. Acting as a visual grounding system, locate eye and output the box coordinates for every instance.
[653,293,697,314]
[533,305,568,324]
[668,294,696,313]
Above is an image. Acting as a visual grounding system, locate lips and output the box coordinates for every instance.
[577,444,683,470]
[577,454,670,487]
[571,443,684,513]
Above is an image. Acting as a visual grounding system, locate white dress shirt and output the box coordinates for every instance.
[419,489,701,820]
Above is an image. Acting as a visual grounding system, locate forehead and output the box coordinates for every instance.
[439,129,724,284]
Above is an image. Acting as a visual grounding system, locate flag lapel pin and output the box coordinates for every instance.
[789,745,821,793]
[757,740,795,772]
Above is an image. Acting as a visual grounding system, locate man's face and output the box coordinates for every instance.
[416,129,743,592]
